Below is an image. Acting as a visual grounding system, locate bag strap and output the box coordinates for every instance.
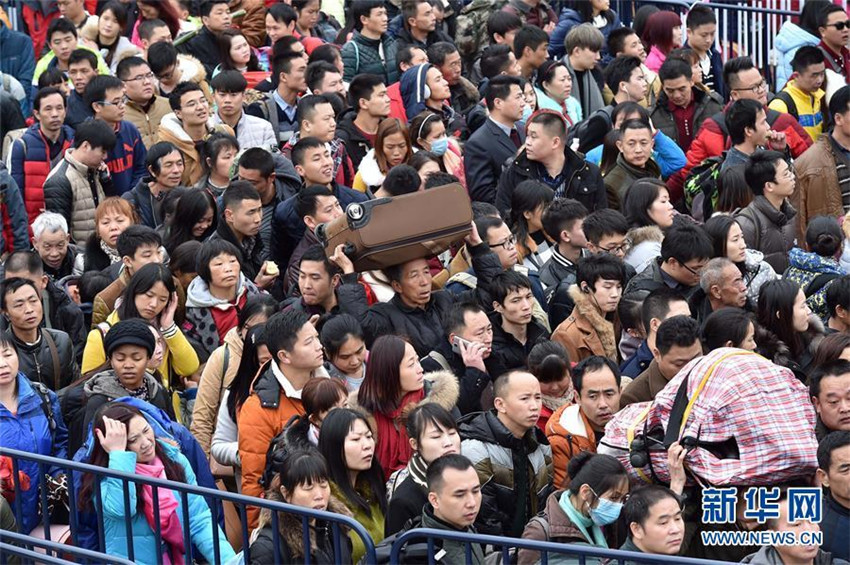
[805,272,840,298]
[425,351,451,372]
[31,381,56,444]
[739,206,763,250]
[529,515,550,540]
[772,91,798,120]
[42,330,61,391]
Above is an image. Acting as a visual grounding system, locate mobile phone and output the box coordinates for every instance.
[451,336,474,355]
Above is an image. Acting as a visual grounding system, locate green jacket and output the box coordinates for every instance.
[33,44,109,86]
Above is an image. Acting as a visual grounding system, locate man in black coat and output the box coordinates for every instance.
[495,111,606,216]
[176,0,232,76]
[464,76,526,204]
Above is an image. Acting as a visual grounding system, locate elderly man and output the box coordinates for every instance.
[690,257,749,325]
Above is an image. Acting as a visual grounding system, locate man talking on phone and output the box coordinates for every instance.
[421,302,497,415]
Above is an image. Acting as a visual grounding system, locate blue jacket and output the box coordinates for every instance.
[549,9,621,60]
[0,163,29,254]
[0,23,35,116]
[105,120,147,196]
[100,439,235,565]
[0,373,68,534]
[585,129,685,180]
[72,397,223,552]
[821,492,850,562]
[774,22,820,91]
[400,64,434,121]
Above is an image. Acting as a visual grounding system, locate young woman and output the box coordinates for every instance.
[549,0,621,60]
[622,179,674,274]
[0,336,68,535]
[535,61,582,125]
[350,335,459,480]
[409,112,465,189]
[715,165,753,215]
[155,186,187,244]
[784,216,846,321]
[643,10,683,72]
[318,408,387,563]
[813,332,850,367]
[528,341,575,432]
[80,402,234,565]
[700,308,757,352]
[213,28,261,78]
[164,189,217,255]
[756,279,823,380]
[82,263,199,390]
[185,239,260,356]
[353,118,413,192]
[292,0,339,43]
[320,314,368,392]
[130,0,181,47]
[196,133,239,197]
[86,2,137,72]
[251,449,353,563]
[522,80,538,119]
[74,198,138,275]
[384,403,460,536]
[168,240,202,290]
[192,295,277,455]
[407,151,442,191]
[704,214,777,307]
[510,179,555,273]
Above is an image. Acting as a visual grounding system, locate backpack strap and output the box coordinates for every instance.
[738,206,763,251]
[805,272,841,298]
[529,514,551,540]
[42,330,61,391]
[31,381,57,444]
[424,351,451,372]
[772,91,798,120]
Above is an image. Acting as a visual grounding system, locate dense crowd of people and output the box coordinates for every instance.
[0,0,850,563]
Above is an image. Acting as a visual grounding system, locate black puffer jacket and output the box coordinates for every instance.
[6,328,78,392]
[336,110,372,170]
[487,313,550,379]
[45,279,86,364]
[420,339,494,415]
[337,243,503,357]
[495,147,606,217]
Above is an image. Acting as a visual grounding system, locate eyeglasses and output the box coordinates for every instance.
[598,240,630,255]
[97,97,127,108]
[677,259,704,277]
[489,235,517,250]
[733,80,767,93]
[826,20,850,30]
[124,71,155,83]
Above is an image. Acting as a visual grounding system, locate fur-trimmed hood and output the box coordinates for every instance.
[257,488,352,560]
[627,225,664,248]
[347,370,460,441]
[567,284,617,359]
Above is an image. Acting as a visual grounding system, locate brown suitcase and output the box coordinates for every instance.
[316,183,472,271]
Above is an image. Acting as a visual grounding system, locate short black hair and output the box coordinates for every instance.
[196,238,243,282]
[641,287,688,334]
[817,430,850,471]
[619,118,652,136]
[147,41,178,76]
[830,85,850,118]
[658,57,692,83]
[200,0,229,17]
[210,69,248,93]
[624,486,681,531]
[4,251,43,275]
[810,359,850,398]
[576,254,626,290]
[296,94,332,128]
[299,244,339,277]
[34,87,66,112]
[265,310,311,358]
[47,17,77,42]
[268,2,297,24]
[744,150,787,197]
[826,275,850,319]
[145,141,181,175]
[396,45,425,73]
[84,75,125,112]
[484,74,522,111]
[0,278,39,311]
[238,147,275,178]
[73,119,117,151]
[351,0,384,31]
[656,315,700,356]
[68,49,97,70]
[514,25,548,59]
[527,110,567,143]
[291,136,325,167]
[116,56,149,81]
[168,81,204,112]
[382,164,421,196]
[572,355,620,394]
[427,41,458,67]
[582,209,629,244]
[686,3,716,29]
[541,198,588,242]
[490,270,533,305]
[723,56,757,90]
[792,44,826,73]
[726,99,764,145]
[222,180,261,211]
[480,45,514,80]
[296,184,334,218]
[305,61,340,93]
[441,301,486,336]
[604,55,642,95]
[424,172,459,189]
[487,10,522,43]
[116,225,162,259]
[37,68,66,90]
[660,221,713,264]
[137,18,169,41]
[348,73,385,110]
[474,215,505,244]
[273,50,304,82]
[426,453,475,493]
[818,3,847,29]
[607,26,637,56]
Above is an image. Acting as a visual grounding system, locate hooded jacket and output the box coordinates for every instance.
[207,219,265,281]
[156,113,234,186]
[352,147,386,192]
[184,273,259,356]
[210,108,278,152]
[736,195,798,274]
[7,327,77,392]
[783,247,845,321]
[400,64,454,124]
[459,410,552,537]
[551,285,618,364]
[124,96,172,149]
[518,489,602,565]
[742,248,777,305]
[336,109,373,170]
[341,31,399,85]
[545,404,597,490]
[774,22,820,90]
[0,373,68,535]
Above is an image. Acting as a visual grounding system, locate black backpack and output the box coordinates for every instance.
[362,516,432,565]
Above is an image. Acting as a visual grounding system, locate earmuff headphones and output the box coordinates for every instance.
[423,84,431,99]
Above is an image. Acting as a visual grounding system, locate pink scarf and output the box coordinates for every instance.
[136,456,186,565]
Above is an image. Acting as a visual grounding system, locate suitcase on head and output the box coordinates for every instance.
[316,183,472,271]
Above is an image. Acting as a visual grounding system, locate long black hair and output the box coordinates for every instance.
[117,263,177,323]
[509,180,554,259]
[318,408,387,517]
[164,189,218,254]
[757,279,805,358]
[623,178,667,229]
[226,324,268,421]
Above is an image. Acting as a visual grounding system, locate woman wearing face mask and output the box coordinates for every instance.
[250,449,353,563]
[385,403,461,536]
[410,112,466,189]
[534,60,582,126]
[320,314,368,392]
[80,402,235,565]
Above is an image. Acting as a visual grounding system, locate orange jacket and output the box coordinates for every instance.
[545,403,597,490]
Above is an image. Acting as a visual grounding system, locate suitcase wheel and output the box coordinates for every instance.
[347,203,364,221]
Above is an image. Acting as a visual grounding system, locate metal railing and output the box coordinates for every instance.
[390,528,737,565]
[0,530,135,565]
[0,446,377,565]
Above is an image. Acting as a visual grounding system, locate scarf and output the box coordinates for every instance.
[541,392,573,413]
[100,240,121,264]
[374,389,425,480]
[113,374,149,400]
[136,456,186,565]
[559,490,608,548]
[406,452,428,488]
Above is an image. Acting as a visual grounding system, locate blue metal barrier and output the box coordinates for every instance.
[389,528,736,565]
[0,530,135,565]
[0,446,377,565]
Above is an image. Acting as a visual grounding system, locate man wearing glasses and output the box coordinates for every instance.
[83,75,147,196]
[818,4,850,84]
[118,57,172,150]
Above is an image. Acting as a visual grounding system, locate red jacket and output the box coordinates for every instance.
[387,81,407,124]
[666,106,812,201]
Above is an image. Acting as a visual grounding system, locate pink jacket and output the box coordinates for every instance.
[645,46,667,73]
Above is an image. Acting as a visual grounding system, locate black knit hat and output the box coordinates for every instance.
[104,319,156,358]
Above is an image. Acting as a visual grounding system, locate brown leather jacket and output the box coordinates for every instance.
[792,134,846,242]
